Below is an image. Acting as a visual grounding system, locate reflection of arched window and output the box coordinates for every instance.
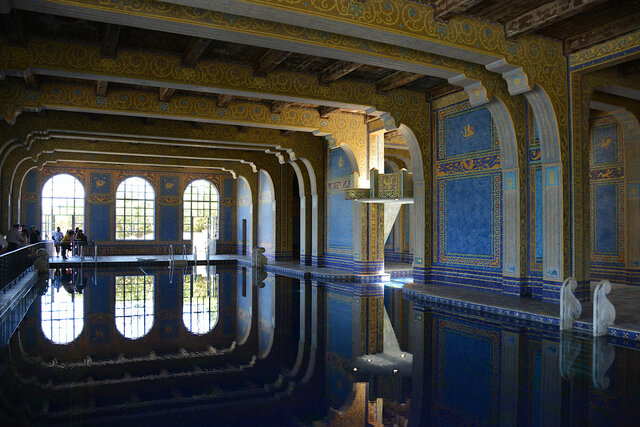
[41,273,83,344]
[183,267,218,335]
[41,174,85,238]
[115,275,154,339]
[115,177,155,240]
[183,180,219,240]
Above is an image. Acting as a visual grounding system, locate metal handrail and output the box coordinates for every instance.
[0,241,52,293]
[169,244,174,268]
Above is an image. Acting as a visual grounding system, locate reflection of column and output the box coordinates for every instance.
[540,340,561,426]
[408,305,431,427]
[499,330,523,426]
[352,201,385,274]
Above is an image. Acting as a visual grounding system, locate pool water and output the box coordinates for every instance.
[1,266,639,426]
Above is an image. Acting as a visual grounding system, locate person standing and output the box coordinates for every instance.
[6,224,24,252]
[61,230,73,260]
[52,226,64,257]
[29,226,41,244]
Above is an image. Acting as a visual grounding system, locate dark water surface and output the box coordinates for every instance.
[1,266,639,426]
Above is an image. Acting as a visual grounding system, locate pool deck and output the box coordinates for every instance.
[48,254,640,342]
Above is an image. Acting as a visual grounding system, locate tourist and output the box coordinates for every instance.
[0,233,8,254]
[20,225,30,247]
[72,227,80,256]
[52,226,64,257]
[76,229,88,256]
[29,226,41,244]
[6,224,24,251]
[60,230,73,260]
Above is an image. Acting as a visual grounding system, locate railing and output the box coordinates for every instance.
[0,241,53,294]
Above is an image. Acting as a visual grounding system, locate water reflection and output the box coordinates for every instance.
[4,270,640,426]
[115,274,154,339]
[183,266,219,334]
[41,268,83,344]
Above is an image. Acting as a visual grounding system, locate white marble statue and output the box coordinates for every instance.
[593,280,616,337]
[560,277,581,330]
[34,248,49,274]
[252,246,267,269]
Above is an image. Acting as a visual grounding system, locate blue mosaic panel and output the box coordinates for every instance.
[90,324,109,344]
[90,173,111,194]
[535,168,543,261]
[328,193,353,250]
[26,170,37,193]
[159,205,179,241]
[443,106,493,157]
[444,176,493,256]
[25,202,36,229]
[89,204,110,241]
[327,365,350,406]
[160,176,179,195]
[224,177,234,197]
[158,273,178,310]
[88,275,110,314]
[221,206,233,241]
[328,148,352,179]
[595,183,618,254]
[593,123,617,165]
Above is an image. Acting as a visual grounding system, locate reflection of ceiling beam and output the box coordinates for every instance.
[426,83,462,100]
[158,87,176,102]
[318,61,362,84]
[319,106,340,118]
[431,0,484,20]
[271,101,294,114]
[182,37,211,67]
[96,80,108,97]
[101,24,120,58]
[597,85,640,102]
[24,72,39,90]
[506,0,605,38]
[217,94,233,108]
[255,49,291,77]
[1,9,27,45]
[376,71,423,92]
[565,11,640,53]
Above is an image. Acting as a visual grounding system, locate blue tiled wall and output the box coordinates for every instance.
[326,148,354,269]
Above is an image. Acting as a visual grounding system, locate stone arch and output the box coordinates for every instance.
[236,175,253,255]
[524,85,564,291]
[257,169,276,259]
[486,96,523,289]
[396,124,426,278]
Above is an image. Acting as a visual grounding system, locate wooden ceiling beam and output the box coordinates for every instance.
[182,37,211,67]
[158,87,176,102]
[431,0,485,20]
[255,49,292,77]
[318,61,362,84]
[1,9,27,45]
[271,101,294,114]
[376,71,423,92]
[217,94,233,108]
[619,59,640,77]
[101,24,121,58]
[505,0,606,39]
[565,11,640,53]
[319,106,340,118]
[96,80,108,97]
[426,83,462,100]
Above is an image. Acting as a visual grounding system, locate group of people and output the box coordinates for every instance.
[0,224,41,254]
[52,227,88,260]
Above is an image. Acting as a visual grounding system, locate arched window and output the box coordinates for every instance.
[115,275,154,339]
[183,180,219,241]
[41,269,84,344]
[41,174,85,238]
[115,177,155,240]
[183,266,219,334]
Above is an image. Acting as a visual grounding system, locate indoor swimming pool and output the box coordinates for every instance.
[1,266,639,426]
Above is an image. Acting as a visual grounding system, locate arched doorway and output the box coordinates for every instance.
[41,173,85,239]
